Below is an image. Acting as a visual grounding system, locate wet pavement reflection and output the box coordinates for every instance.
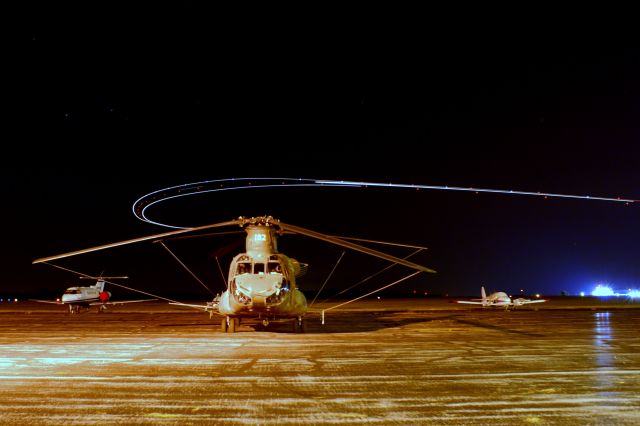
[0,302,639,425]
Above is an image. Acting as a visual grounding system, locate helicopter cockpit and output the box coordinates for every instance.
[230,256,290,307]
[234,259,284,276]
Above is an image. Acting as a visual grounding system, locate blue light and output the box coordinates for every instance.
[592,284,614,297]
[627,290,640,299]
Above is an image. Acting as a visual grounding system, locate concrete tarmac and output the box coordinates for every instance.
[0,299,639,425]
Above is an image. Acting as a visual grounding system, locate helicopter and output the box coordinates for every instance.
[33,216,435,331]
[30,274,155,314]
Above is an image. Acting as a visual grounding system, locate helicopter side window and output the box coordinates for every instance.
[64,289,80,295]
[254,263,265,274]
[236,263,251,275]
[268,262,282,274]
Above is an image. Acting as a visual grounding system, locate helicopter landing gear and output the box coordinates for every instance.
[221,316,238,333]
[292,316,305,333]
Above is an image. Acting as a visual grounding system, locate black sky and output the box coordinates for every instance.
[6,5,640,299]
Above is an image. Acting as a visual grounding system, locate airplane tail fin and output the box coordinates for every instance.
[481,286,487,305]
[94,280,106,292]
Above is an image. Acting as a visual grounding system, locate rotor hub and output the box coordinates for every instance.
[237,216,281,229]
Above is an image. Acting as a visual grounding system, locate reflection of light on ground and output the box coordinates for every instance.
[0,340,248,375]
[2,307,640,424]
[593,312,614,390]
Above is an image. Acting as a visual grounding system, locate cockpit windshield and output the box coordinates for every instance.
[267,262,282,274]
[236,263,251,275]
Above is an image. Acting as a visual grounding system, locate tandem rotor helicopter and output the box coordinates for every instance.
[33,215,436,332]
[31,175,635,331]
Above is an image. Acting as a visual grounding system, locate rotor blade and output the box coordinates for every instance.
[329,235,428,250]
[157,230,244,242]
[33,219,242,264]
[79,276,128,280]
[278,221,436,273]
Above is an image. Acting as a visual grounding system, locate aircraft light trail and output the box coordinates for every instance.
[132,178,637,229]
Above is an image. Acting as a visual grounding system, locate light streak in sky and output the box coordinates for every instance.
[132,178,637,229]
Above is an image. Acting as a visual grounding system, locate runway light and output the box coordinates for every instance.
[14,298,18,302]
[535,294,540,298]
[580,292,585,297]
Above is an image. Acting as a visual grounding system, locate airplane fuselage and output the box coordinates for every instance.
[61,282,110,303]
[485,291,511,306]
[61,287,100,304]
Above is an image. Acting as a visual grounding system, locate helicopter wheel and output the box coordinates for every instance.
[220,317,228,333]
[228,317,237,333]
[293,317,305,333]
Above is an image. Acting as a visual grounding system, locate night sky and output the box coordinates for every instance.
[6,5,640,300]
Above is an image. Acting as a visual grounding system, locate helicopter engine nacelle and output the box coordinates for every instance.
[288,258,308,277]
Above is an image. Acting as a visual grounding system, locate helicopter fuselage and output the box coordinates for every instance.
[217,224,307,319]
[218,252,307,318]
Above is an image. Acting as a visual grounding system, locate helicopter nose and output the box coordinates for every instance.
[237,275,283,297]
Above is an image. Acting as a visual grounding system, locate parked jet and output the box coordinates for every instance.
[31,275,155,314]
[455,286,547,310]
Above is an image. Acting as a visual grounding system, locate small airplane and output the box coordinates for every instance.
[454,286,547,310]
[33,216,436,330]
[31,275,156,314]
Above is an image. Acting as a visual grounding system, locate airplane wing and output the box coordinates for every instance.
[29,299,64,305]
[454,300,485,305]
[89,299,157,306]
[513,299,547,305]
